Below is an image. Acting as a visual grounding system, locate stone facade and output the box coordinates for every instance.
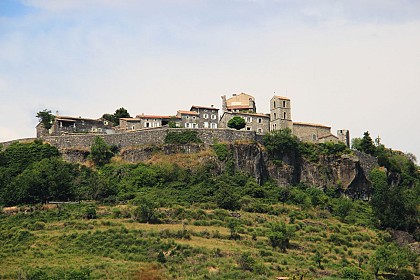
[270,96,293,131]
[219,112,270,134]
[292,122,336,143]
[39,128,259,151]
[222,93,256,112]
[190,105,219,129]
[36,116,113,138]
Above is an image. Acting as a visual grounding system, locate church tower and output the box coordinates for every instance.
[270,96,292,131]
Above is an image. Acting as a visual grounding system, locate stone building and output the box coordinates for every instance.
[176,110,200,128]
[36,115,113,137]
[119,115,175,131]
[219,112,270,134]
[222,93,256,113]
[292,122,337,143]
[190,105,219,128]
[270,96,293,131]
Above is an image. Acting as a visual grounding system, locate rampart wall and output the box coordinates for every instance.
[38,128,260,150]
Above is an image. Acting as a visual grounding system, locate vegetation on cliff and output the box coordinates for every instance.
[0,131,419,279]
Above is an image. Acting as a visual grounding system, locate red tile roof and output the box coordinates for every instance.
[177,110,199,115]
[226,105,254,110]
[224,112,269,118]
[190,105,219,110]
[137,115,173,119]
[274,95,290,100]
[293,122,330,128]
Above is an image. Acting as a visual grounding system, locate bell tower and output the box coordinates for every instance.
[270,95,292,131]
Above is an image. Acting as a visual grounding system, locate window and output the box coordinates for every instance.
[283,112,287,119]
[145,122,150,128]
[211,114,217,120]
[104,121,109,125]
[192,116,196,120]
[246,127,251,131]
[258,118,262,123]
[273,101,276,108]
[131,126,135,131]
[283,101,286,107]
[211,123,217,129]
[203,114,208,119]
[185,123,190,128]
[274,113,277,119]
[192,123,197,128]
[186,116,189,119]
[313,134,317,141]
[257,128,262,133]
[204,122,209,128]
[246,116,252,122]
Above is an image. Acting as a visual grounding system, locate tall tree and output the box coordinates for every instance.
[102,107,131,126]
[360,131,376,155]
[36,109,55,130]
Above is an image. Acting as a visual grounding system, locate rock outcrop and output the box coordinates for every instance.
[58,142,377,199]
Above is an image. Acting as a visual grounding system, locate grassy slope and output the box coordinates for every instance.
[0,203,382,280]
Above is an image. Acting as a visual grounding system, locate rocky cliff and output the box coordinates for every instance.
[60,142,378,199]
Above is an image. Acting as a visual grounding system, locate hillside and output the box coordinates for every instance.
[0,130,419,279]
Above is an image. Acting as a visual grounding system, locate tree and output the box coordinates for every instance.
[102,107,131,126]
[36,109,55,130]
[267,222,295,252]
[227,116,246,130]
[360,131,376,155]
[89,137,114,166]
[370,244,414,280]
[263,128,300,159]
[133,197,160,224]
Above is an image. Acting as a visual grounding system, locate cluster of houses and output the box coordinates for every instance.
[36,93,350,146]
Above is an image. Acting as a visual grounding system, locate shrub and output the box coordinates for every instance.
[164,131,202,144]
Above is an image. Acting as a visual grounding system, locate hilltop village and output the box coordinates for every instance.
[36,93,350,146]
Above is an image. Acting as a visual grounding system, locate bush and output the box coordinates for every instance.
[164,131,202,144]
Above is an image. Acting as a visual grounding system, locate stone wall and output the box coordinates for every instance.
[40,128,259,151]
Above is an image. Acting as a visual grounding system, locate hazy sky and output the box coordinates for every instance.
[1,0,420,159]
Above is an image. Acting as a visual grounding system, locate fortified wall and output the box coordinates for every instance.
[38,128,260,151]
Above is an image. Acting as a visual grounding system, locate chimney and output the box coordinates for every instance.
[221,95,227,112]
[211,104,214,108]
[232,93,237,96]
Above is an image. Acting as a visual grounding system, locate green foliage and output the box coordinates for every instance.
[360,131,376,155]
[102,107,131,126]
[267,222,295,252]
[263,128,299,159]
[89,137,114,166]
[370,168,419,232]
[227,116,246,130]
[133,197,160,224]
[213,143,229,161]
[238,252,256,271]
[164,130,203,144]
[370,243,416,279]
[36,109,55,130]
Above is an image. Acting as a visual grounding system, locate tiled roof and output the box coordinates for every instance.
[226,105,254,110]
[136,115,173,119]
[318,134,339,139]
[54,116,102,122]
[120,118,140,121]
[190,105,219,110]
[274,95,290,100]
[293,122,330,128]
[224,112,270,118]
[177,110,199,115]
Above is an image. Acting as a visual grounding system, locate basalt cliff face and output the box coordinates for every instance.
[61,143,377,199]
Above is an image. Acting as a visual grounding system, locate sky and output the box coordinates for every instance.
[1,0,420,160]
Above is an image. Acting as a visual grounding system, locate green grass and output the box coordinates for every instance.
[0,203,390,280]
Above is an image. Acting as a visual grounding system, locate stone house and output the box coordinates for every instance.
[36,115,113,137]
[219,111,270,134]
[292,122,338,143]
[176,110,200,128]
[222,93,256,113]
[190,105,219,129]
[119,115,179,131]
